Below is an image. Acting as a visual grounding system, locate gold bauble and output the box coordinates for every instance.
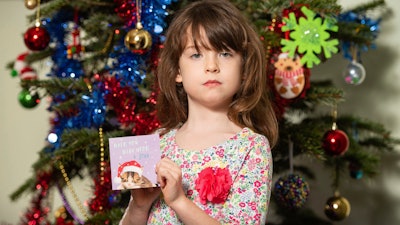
[124,23,152,54]
[324,195,351,221]
[25,0,38,10]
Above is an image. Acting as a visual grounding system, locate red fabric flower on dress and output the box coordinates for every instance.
[195,167,232,204]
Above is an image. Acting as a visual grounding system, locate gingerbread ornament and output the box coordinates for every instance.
[273,52,305,99]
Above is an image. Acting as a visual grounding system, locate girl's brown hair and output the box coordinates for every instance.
[156,0,278,147]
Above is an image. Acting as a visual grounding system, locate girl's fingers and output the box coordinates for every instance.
[155,158,182,187]
[156,158,180,175]
[157,168,177,187]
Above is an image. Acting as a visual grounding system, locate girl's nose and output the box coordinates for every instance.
[205,55,220,73]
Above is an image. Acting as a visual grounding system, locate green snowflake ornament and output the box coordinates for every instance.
[281,6,339,68]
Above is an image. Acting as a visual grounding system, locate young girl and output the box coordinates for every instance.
[120,0,278,224]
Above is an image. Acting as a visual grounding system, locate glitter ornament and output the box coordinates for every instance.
[343,60,366,85]
[324,195,351,221]
[124,22,152,54]
[322,129,349,156]
[18,89,40,108]
[273,174,310,210]
[25,0,38,9]
[24,26,50,51]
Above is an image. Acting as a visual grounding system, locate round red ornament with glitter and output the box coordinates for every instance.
[24,26,50,51]
[322,129,349,156]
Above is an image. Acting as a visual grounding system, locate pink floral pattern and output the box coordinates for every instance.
[147,127,273,225]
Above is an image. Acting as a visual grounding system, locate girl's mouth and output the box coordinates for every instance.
[203,80,221,87]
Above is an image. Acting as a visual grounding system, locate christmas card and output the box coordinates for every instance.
[109,134,161,190]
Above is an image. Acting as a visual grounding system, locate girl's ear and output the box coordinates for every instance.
[175,71,183,83]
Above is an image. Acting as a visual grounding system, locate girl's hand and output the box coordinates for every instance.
[155,157,186,207]
[120,188,161,225]
[130,187,161,212]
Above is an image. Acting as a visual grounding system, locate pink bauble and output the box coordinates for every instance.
[322,129,349,156]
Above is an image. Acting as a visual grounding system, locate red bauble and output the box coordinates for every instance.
[322,129,349,156]
[24,26,50,51]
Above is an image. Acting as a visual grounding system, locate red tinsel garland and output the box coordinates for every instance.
[103,76,137,127]
[20,172,52,225]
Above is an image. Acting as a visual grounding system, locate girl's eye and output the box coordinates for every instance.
[220,52,233,57]
[190,53,201,59]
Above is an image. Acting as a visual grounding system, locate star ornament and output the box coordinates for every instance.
[281,6,339,68]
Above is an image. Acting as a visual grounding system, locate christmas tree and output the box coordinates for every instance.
[6,0,399,224]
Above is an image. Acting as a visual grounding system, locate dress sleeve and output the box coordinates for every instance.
[220,134,273,225]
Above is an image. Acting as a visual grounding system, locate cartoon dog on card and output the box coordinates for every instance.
[115,160,154,189]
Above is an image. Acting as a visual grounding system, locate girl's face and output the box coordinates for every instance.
[176,28,242,110]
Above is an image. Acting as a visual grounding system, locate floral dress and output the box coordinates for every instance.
[147,127,273,225]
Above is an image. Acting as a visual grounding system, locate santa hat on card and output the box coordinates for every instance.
[114,160,143,183]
